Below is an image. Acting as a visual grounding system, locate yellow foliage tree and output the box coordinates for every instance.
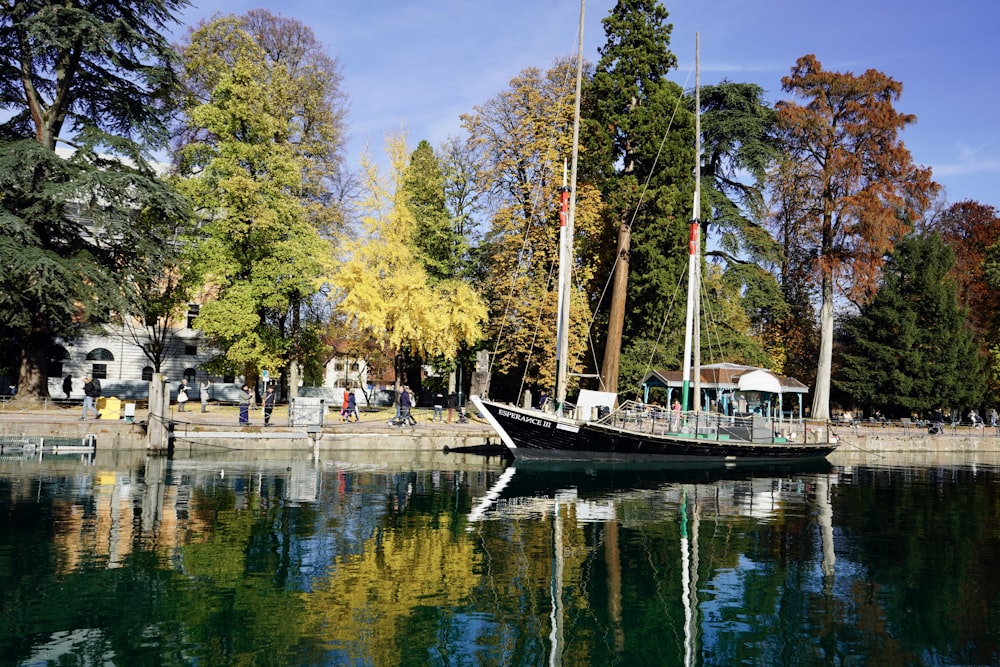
[331,135,487,369]
[462,59,604,395]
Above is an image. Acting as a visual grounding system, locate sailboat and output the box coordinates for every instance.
[471,29,839,463]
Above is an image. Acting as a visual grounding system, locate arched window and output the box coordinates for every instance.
[142,366,153,381]
[85,348,115,361]
[183,368,197,383]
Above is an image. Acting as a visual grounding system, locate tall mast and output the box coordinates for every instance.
[682,33,702,412]
[555,0,585,415]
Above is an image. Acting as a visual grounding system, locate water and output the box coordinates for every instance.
[1,449,998,666]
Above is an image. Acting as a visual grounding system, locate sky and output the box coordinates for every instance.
[173,0,1000,209]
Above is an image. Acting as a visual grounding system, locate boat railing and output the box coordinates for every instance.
[607,401,827,444]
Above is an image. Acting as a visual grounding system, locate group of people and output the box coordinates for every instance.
[69,374,466,428]
[340,390,359,422]
[432,391,460,423]
[237,384,275,426]
[174,380,212,413]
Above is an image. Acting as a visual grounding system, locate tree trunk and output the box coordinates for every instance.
[600,218,630,395]
[811,268,834,420]
[17,315,51,400]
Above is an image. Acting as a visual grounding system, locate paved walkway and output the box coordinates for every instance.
[0,398,494,438]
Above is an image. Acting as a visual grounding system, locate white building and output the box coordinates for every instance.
[47,304,240,401]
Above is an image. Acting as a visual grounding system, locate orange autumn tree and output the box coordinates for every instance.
[771,55,937,420]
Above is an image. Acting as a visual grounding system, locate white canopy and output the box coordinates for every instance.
[577,389,617,410]
[737,369,783,394]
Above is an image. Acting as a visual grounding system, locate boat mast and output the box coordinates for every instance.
[555,0,585,415]
[682,34,702,412]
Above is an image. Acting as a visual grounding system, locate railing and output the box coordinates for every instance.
[603,400,825,444]
[832,416,1000,438]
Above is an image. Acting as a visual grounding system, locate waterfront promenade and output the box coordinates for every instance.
[0,399,497,452]
[3,397,1000,464]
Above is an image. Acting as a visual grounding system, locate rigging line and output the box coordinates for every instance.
[697,268,728,368]
[517,251,560,399]
[582,63,696,336]
[483,60,587,383]
[625,266,687,402]
[486,201,549,380]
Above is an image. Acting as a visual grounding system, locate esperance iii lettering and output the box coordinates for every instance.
[499,408,551,428]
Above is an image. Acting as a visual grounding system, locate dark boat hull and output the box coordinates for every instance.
[472,397,837,463]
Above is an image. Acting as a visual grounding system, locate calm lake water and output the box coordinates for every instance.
[1,447,998,666]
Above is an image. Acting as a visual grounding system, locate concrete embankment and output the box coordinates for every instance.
[4,402,1000,465]
[0,403,497,452]
[830,426,1000,466]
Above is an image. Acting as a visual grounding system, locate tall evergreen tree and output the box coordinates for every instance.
[403,140,463,282]
[0,0,190,399]
[584,0,692,395]
[836,234,983,417]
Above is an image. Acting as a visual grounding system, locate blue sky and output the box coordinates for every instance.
[174,0,999,208]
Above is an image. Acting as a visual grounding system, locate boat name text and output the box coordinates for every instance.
[499,408,552,428]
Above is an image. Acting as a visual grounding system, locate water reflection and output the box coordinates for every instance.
[1,450,998,665]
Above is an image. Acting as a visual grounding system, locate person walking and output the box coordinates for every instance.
[447,392,457,423]
[238,384,252,425]
[263,385,276,426]
[341,390,350,422]
[81,376,101,420]
[399,385,413,425]
[200,380,210,412]
[347,390,359,422]
[62,374,73,400]
[177,381,189,412]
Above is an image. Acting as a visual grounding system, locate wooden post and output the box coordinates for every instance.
[146,374,171,451]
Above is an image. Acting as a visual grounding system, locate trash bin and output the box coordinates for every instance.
[100,397,121,420]
[124,402,136,424]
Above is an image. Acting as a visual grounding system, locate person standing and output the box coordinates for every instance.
[81,376,101,420]
[263,385,276,426]
[446,392,457,423]
[176,381,188,412]
[238,384,251,425]
[433,392,444,422]
[62,374,73,400]
[200,380,210,413]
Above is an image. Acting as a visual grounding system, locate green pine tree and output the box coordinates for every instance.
[0,0,190,399]
[403,140,465,282]
[836,234,983,417]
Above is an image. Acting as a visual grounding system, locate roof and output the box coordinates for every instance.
[640,363,809,395]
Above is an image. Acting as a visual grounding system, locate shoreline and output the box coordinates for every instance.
[0,402,497,452]
[3,403,1000,466]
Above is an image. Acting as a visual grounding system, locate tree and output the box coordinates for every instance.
[120,255,193,373]
[177,9,347,237]
[772,55,938,419]
[699,82,789,368]
[176,28,334,388]
[0,0,190,399]
[403,140,464,282]
[931,200,1000,402]
[330,135,487,385]
[584,0,692,396]
[836,234,983,416]
[462,59,603,399]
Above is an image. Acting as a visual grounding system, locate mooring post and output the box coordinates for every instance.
[147,374,170,451]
